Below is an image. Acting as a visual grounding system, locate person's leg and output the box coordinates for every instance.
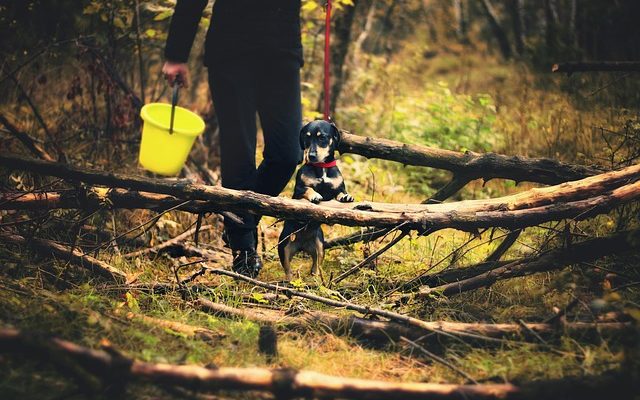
[255,56,303,198]
[208,59,258,250]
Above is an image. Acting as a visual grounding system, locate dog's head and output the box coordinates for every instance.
[299,120,341,164]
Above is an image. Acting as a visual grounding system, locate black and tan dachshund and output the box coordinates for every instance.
[278,120,354,280]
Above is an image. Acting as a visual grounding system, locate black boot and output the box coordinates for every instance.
[232,248,263,278]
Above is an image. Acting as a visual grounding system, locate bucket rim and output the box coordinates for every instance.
[140,103,205,137]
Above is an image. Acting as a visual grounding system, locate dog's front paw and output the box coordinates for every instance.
[310,193,324,204]
[338,193,354,203]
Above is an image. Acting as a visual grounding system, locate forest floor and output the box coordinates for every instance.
[1,44,639,399]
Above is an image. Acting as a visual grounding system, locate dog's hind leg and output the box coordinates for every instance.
[309,233,325,279]
[279,244,294,281]
[278,223,296,281]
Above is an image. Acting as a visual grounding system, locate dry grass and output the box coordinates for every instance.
[1,14,640,400]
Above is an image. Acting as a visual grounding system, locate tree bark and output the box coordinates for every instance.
[479,0,512,59]
[418,229,640,298]
[198,300,633,345]
[543,0,559,51]
[338,132,601,185]
[453,0,469,42]
[1,155,638,233]
[0,328,633,399]
[509,0,525,55]
[0,232,127,282]
[352,0,376,67]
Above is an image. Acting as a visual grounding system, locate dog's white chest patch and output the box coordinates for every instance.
[320,169,329,183]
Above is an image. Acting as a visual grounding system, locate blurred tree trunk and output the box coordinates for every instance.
[421,1,438,44]
[373,1,396,56]
[543,0,559,52]
[569,0,578,47]
[352,0,377,67]
[453,0,468,43]
[330,0,359,116]
[509,0,525,55]
[479,0,512,59]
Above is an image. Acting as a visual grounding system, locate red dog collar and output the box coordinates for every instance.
[307,160,337,168]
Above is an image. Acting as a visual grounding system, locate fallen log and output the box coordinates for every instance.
[199,266,635,344]
[0,232,127,282]
[1,155,639,233]
[552,61,640,74]
[121,224,216,259]
[407,260,514,290]
[418,229,640,298]
[197,300,633,345]
[0,327,634,400]
[0,189,242,224]
[200,266,493,341]
[339,133,601,185]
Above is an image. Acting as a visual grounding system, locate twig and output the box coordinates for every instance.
[423,175,472,204]
[122,225,212,258]
[516,319,548,345]
[201,264,507,344]
[198,300,632,347]
[0,232,127,282]
[418,230,640,299]
[401,336,478,384]
[384,234,481,297]
[332,228,409,285]
[0,114,55,161]
[485,229,521,262]
[87,199,193,253]
[4,74,65,160]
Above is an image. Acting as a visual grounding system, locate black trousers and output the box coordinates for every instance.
[208,55,303,250]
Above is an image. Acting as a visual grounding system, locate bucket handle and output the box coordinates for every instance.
[169,75,181,135]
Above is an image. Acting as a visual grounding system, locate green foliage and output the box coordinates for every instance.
[340,77,501,196]
[1,1,640,398]
[385,81,498,152]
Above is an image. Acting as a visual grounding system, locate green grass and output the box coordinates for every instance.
[2,18,640,399]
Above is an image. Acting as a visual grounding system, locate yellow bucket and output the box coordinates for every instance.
[139,103,205,176]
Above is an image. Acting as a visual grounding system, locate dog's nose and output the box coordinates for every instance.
[308,152,318,162]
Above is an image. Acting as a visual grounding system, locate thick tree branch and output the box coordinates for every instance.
[0,328,633,400]
[198,300,633,345]
[339,133,600,185]
[1,155,638,233]
[0,232,127,282]
[0,188,243,224]
[0,329,632,399]
[418,229,640,298]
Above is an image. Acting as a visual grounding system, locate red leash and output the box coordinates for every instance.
[323,0,332,121]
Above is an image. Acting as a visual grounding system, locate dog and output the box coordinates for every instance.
[277,120,354,280]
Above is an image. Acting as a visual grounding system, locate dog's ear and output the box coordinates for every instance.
[330,123,341,147]
[299,121,311,150]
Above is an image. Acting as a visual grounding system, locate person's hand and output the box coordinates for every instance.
[162,61,190,88]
